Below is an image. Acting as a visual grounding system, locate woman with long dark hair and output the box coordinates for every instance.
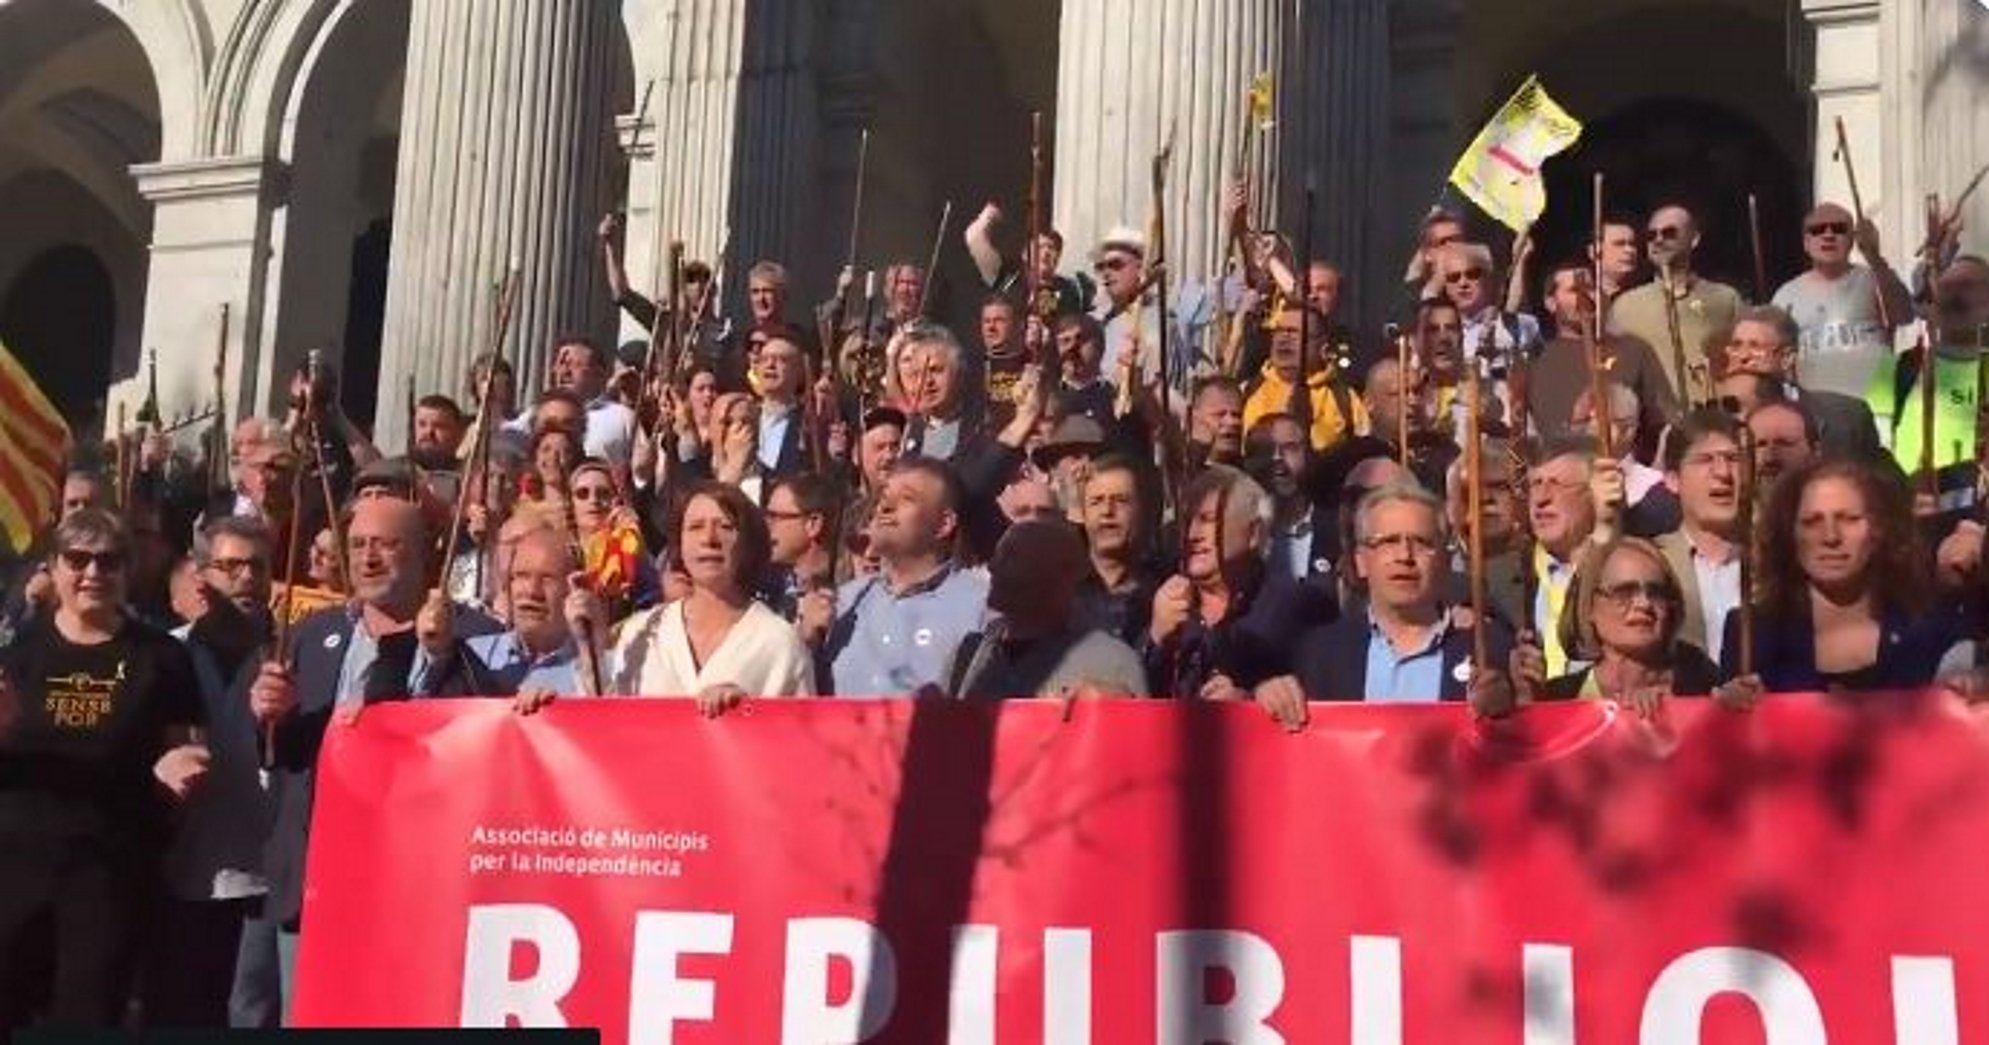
[1724,457,1967,693]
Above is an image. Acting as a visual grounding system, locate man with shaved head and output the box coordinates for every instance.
[246,496,502,1015]
[1771,201,1913,404]
[1608,203,1744,403]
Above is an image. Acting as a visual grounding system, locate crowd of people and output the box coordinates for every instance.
[2,174,1988,1030]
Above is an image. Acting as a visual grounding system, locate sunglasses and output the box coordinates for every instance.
[1597,580,1672,605]
[1645,226,1683,242]
[59,548,127,573]
[1093,257,1132,274]
[571,486,616,503]
[1806,222,1850,237]
[1443,267,1487,284]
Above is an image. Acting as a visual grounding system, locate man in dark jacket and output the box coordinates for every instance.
[1254,482,1515,727]
[244,498,501,1019]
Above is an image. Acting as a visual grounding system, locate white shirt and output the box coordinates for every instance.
[609,600,815,697]
[583,398,638,468]
[1689,544,1742,666]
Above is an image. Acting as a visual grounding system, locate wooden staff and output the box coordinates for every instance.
[648,241,685,391]
[857,271,882,421]
[1658,267,1696,407]
[1831,115,1892,331]
[306,351,350,591]
[1290,173,1318,428]
[556,491,607,695]
[1395,325,1412,470]
[1025,112,1054,371]
[917,200,953,319]
[1464,359,1490,674]
[403,374,418,502]
[1152,130,1176,434]
[1746,193,1769,304]
[446,269,521,574]
[1918,327,1940,498]
[1735,420,1758,676]
[210,304,231,493]
[846,128,871,281]
[112,402,128,510]
[1588,173,1617,461]
[262,389,316,772]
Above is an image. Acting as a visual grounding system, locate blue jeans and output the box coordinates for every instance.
[275,929,300,1026]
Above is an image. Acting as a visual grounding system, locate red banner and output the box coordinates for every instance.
[294,694,1989,1043]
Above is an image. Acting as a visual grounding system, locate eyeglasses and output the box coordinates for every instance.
[1358,532,1441,557]
[1645,226,1684,242]
[571,486,616,503]
[1596,580,1672,606]
[1093,257,1132,274]
[1806,222,1850,237]
[1443,268,1486,284]
[59,548,126,573]
[205,556,269,576]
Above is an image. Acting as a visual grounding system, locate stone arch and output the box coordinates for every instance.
[0,0,162,432]
[92,0,209,162]
[260,0,411,427]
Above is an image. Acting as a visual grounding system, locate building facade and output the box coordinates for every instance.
[0,0,1983,448]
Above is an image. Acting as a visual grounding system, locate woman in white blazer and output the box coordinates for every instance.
[605,480,815,711]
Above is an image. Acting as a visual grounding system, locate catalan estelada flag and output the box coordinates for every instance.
[1448,75,1583,232]
[0,341,70,554]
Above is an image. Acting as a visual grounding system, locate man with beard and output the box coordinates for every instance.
[1706,305,1883,462]
[815,460,989,695]
[1052,313,1119,434]
[409,396,467,470]
[1143,466,1333,700]
[1254,484,1516,725]
[1245,414,1330,586]
[946,520,1148,699]
[1771,201,1912,403]
[1746,398,1821,495]
[1609,204,1744,403]
[1075,454,1164,647]
[1653,408,1747,663]
[1527,261,1676,441]
[150,517,278,1027]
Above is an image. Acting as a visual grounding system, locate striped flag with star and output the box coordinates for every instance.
[0,340,71,553]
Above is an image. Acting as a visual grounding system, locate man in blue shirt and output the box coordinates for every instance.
[474,529,590,702]
[814,459,988,695]
[1255,483,1515,727]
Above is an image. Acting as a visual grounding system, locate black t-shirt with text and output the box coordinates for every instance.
[0,615,203,850]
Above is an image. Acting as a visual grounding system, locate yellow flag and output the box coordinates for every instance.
[1448,75,1583,232]
[1247,72,1276,132]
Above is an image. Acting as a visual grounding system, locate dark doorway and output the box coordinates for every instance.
[1535,97,1805,302]
[341,218,392,430]
[1,245,115,434]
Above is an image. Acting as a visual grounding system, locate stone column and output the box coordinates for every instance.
[1053,0,1288,293]
[131,156,279,432]
[1285,0,1391,332]
[623,0,820,327]
[377,0,620,447]
[1909,0,1989,246]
